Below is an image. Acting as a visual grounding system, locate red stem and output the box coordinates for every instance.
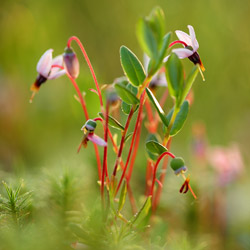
[101,102,109,198]
[127,110,143,181]
[169,40,188,48]
[150,151,175,197]
[52,64,102,181]
[112,108,134,177]
[67,36,104,108]
[116,91,146,194]
[145,160,153,196]
[152,139,172,211]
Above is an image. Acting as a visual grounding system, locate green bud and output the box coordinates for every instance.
[82,119,97,132]
[170,157,187,175]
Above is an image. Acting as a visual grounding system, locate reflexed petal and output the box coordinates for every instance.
[36,49,53,77]
[48,69,66,79]
[163,55,170,63]
[50,55,64,76]
[87,134,107,147]
[188,25,199,51]
[172,48,194,59]
[175,30,192,46]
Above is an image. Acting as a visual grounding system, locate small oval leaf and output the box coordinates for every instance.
[165,53,184,100]
[146,140,168,156]
[120,46,146,87]
[146,88,169,127]
[98,112,125,131]
[115,83,139,105]
[170,100,189,136]
[136,18,158,60]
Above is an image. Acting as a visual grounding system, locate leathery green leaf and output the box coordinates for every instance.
[120,46,146,87]
[165,53,184,100]
[146,88,169,127]
[115,83,139,105]
[146,140,168,156]
[118,180,127,213]
[170,101,189,136]
[136,18,158,59]
[98,112,125,131]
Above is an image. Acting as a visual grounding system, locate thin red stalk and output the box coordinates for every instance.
[67,36,104,108]
[112,108,134,177]
[116,91,146,194]
[101,102,109,198]
[150,151,175,197]
[169,40,188,48]
[52,65,89,119]
[127,111,143,181]
[52,64,102,181]
[188,184,197,199]
[152,139,172,211]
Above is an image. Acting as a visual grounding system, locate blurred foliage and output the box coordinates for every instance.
[0,0,250,249]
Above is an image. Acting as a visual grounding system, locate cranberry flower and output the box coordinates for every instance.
[169,25,205,80]
[30,49,66,102]
[78,119,107,152]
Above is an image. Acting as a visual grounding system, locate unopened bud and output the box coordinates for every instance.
[63,47,79,79]
[81,119,97,132]
[170,157,187,175]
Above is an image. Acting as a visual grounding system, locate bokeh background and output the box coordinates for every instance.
[0,0,250,249]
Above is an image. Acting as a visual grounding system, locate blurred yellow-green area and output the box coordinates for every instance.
[0,0,250,249]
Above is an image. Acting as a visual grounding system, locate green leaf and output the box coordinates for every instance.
[146,88,169,127]
[98,112,125,131]
[118,181,127,213]
[124,132,133,143]
[148,6,165,47]
[115,83,139,105]
[170,101,189,136]
[121,101,131,115]
[165,53,184,100]
[146,140,168,156]
[145,134,159,161]
[131,196,151,227]
[120,46,146,86]
[136,18,158,59]
[170,157,185,171]
[157,33,171,65]
[179,65,199,105]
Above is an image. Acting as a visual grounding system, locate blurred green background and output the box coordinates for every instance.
[0,0,250,249]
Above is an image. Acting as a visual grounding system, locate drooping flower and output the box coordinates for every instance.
[30,49,66,102]
[78,119,107,152]
[169,25,205,80]
[63,47,80,79]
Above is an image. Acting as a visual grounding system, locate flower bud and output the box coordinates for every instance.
[81,119,97,132]
[63,47,79,79]
[170,157,187,175]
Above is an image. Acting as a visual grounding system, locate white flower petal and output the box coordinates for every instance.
[48,69,66,79]
[50,55,64,76]
[188,25,199,51]
[175,30,192,46]
[163,55,170,63]
[36,49,53,77]
[143,53,150,74]
[172,48,194,59]
[87,134,107,147]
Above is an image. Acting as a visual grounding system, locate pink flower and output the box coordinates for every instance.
[77,120,107,152]
[168,25,205,80]
[31,49,66,92]
[208,144,244,186]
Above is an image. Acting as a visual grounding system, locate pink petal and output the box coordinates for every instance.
[172,48,194,59]
[188,25,199,51]
[48,69,66,79]
[52,55,64,66]
[49,55,65,77]
[36,49,53,77]
[175,30,192,46]
[87,134,107,147]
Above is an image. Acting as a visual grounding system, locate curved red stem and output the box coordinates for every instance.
[169,40,188,48]
[67,36,103,108]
